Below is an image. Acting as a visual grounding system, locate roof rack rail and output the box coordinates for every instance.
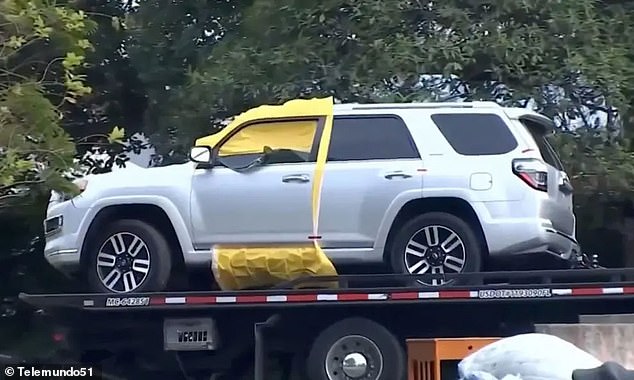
[335,101,502,111]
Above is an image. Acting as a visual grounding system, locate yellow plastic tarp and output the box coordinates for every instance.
[217,119,317,157]
[204,97,339,290]
[196,97,333,150]
[212,246,337,290]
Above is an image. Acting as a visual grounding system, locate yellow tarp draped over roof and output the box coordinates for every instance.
[195,97,333,151]
[197,97,338,290]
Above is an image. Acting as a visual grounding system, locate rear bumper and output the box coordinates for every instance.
[541,227,580,260]
[486,221,578,261]
[473,199,577,261]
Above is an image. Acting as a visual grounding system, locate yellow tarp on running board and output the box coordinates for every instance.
[201,97,338,290]
[212,245,337,290]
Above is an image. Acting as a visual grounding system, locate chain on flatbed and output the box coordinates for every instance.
[18,268,634,311]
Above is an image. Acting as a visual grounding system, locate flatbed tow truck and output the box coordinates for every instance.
[22,97,612,379]
[15,258,634,380]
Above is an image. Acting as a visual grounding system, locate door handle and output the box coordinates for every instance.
[384,171,412,179]
[282,174,310,183]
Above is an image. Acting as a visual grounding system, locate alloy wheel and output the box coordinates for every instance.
[96,232,151,292]
[404,225,466,285]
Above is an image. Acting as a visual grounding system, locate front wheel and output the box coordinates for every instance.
[306,318,406,380]
[85,219,172,293]
[389,212,483,286]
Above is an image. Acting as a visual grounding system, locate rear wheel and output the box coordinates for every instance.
[86,219,172,293]
[389,212,483,286]
[306,318,405,380]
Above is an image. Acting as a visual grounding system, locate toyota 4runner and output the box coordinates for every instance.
[44,100,578,293]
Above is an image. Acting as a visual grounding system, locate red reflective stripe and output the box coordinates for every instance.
[236,295,268,303]
[338,293,370,301]
[287,294,318,302]
[151,296,165,305]
[187,296,216,304]
[624,287,634,294]
[390,292,418,300]
[571,287,603,296]
[439,290,471,299]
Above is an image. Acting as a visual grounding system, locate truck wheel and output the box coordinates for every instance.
[86,219,172,293]
[389,212,482,286]
[306,318,405,380]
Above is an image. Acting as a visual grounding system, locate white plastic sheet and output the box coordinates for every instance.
[462,372,523,380]
[458,333,602,380]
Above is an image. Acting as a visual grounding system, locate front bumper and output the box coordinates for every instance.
[43,199,86,275]
[44,249,80,276]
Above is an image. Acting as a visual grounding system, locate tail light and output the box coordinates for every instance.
[512,158,548,192]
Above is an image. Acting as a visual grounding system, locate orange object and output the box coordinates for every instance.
[407,337,500,380]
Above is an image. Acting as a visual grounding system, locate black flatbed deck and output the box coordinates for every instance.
[16,268,634,380]
[19,268,634,311]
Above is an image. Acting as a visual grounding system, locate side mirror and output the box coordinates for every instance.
[189,146,213,164]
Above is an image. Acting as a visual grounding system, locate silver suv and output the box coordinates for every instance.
[43,101,577,293]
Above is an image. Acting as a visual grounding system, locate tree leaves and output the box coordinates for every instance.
[107,126,125,144]
[0,1,96,211]
[166,0,630,133]
[149,0,634,226]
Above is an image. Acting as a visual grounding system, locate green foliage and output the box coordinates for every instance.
[0,84,75,195]
[4,0,634,363]
[107,125,125,143]
[167,1,620,132]
[64,0,147,147]
[0,0,98,209]
[159,0,634,227]
[0,0,630,238]
[124,0,253,161]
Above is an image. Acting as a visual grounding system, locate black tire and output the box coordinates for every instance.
[389,212,483,286]
[86,219,172,293]
[306,318,405,380]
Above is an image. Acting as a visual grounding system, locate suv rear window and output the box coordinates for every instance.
[431,113,518,155]
[523,120,564,170]
[327,115,420,161]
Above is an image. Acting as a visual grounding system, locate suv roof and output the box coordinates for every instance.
[334,102,554,131]
[334,101,502,111]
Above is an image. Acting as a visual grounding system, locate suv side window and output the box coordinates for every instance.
[327,115,420,161]
[217,119,318,166]
[431,113,518,155]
